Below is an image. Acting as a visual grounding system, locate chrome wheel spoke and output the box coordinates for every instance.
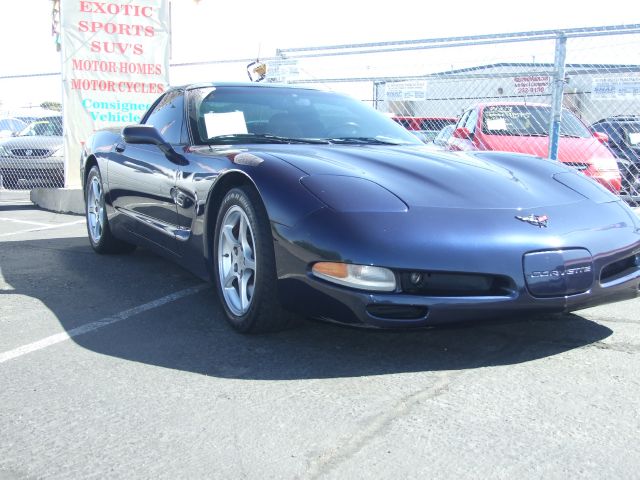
[92,181,101,205]
[239,270,253,310]
[243,256,256,272]
[222,224,237,246]
[223,270,236,289]
[239,217,254,260]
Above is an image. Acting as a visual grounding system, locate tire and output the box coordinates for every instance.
[213,186,293,333]
[85,166,136,254]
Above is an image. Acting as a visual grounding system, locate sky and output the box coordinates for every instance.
[0,0,637,109]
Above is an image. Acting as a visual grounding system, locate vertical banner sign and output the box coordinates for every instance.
[60,0,170,187]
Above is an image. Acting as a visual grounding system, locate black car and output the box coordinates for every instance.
[591,116,640,198]
[81,83,640,333]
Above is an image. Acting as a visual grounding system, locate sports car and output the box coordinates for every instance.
[81,83,640,333]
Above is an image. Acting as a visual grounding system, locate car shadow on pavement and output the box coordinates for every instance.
[1,236,613,380]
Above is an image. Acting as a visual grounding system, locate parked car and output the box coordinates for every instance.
[392,116,457,143]
[446,103,622,193]
[0,117,28,138]
[590,116,640,197]
[0,116,63,189]
[81,83,639,334]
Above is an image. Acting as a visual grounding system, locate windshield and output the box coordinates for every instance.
[0,118,27,132]
[18,117,63,137]
[481,105,591,138]
[188,86,421,145]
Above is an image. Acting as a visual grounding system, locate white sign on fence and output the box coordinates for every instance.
[513,75,550,95]
[267,59,299,83]
[60,0,171,187]
[385,80,428,101]
[592,75,640,99]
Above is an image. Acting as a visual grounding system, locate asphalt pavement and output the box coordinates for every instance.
[1,191,639,479]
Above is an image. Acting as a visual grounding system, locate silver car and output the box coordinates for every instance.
[0,116,63,189]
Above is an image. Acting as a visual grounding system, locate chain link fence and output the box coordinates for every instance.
[1,25,639,204]
[273,25,640,203]
[0,102,63,190]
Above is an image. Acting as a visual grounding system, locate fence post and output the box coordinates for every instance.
[373,81,383,111]
[548,33,567,160]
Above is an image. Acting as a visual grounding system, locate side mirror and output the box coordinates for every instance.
[593,131,609,144]
[122,125,188,165]
[452,127,472,140]
[123,125,165,146]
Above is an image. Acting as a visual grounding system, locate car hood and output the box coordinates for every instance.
[0,136,63,150]
[478,134,614,163]
[251,144,618,209]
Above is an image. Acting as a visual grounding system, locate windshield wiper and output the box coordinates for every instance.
[206,133,329,145]
[326,137,405,145]
[559,133,582,138]
[496,132,548,137]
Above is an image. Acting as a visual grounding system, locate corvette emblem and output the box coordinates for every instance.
[515,214,549,228]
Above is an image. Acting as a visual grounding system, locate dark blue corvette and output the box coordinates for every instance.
[81,83,640,332]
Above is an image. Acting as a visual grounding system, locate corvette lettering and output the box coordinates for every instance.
[529,266,592,278]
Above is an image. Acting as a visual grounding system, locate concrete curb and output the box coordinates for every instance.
[30,188,84,215]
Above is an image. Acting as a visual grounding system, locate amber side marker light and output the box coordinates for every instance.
[312,262,396,292]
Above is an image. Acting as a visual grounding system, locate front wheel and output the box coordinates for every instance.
[213,186,293,333]
[85,166,136,254]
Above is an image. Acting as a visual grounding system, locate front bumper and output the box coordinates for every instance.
[278,257,639,329]
[274,201,640,328]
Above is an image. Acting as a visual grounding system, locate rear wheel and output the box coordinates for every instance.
[85,166,136,254]
[213,186,293,333]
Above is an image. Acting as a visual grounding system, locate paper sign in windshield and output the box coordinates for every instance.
[486,118,507,130]
[204,111,248,138]
[629,132,640,146]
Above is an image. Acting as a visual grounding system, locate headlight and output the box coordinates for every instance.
[0,145,9,156]
[312,262,396,292]
[301,175,407,213]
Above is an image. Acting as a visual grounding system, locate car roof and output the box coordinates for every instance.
[473,102,551,109]
[592,116,640,125]
[170,82,322,92]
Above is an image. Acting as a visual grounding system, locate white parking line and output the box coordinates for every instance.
[0,217,54,227]
[0,219,85,238]
[0,284,209,364]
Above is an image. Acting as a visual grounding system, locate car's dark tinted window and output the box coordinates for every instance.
[481,105,590,138]
[187,86,421,145]
[143,90,184,144]
[592,122,623,144]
